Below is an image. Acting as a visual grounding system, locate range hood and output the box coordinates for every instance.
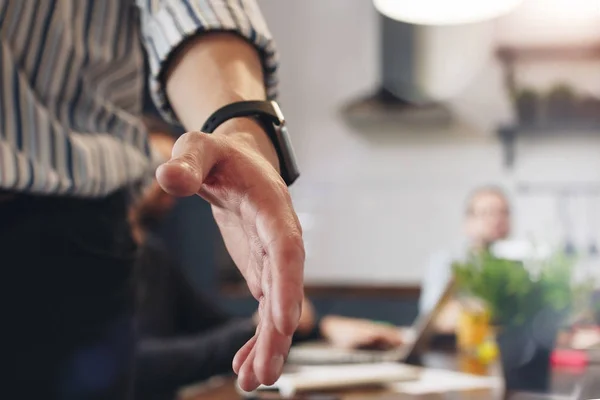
[342,13,495,131]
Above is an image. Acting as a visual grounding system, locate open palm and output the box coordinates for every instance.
[156,130,305,391]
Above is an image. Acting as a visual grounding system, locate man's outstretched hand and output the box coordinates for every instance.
[156,125,305,391]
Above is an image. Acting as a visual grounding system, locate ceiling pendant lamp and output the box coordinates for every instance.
[373,0,524,25]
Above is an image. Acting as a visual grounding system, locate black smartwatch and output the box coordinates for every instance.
[201,100,300,186]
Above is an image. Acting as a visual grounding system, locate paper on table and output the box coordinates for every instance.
[240,363,421,398]
[571,328,600,349]
[387,368,503,395]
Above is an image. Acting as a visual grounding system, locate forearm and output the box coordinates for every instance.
[165,33,279,170]
[319,315,351,339]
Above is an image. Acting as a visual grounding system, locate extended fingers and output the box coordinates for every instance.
[371,327,404,348]
[233,334,257,375]
[389,328,405,346]
[268,234,305,335]
[253,296,292,385]
[237,341,260,392]
[235,308,261,391]
[251,187,305,335]
[235,294,292,390]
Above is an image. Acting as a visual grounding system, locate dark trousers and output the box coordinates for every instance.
[1,190,137,399]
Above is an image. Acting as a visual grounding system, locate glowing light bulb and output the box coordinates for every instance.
[373,0,524,25]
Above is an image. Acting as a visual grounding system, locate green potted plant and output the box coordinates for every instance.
[452,250,587,393]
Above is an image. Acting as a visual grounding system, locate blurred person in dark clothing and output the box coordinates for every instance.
[132,119,405,399]
[420,186,511,333]
[2,1,306,397]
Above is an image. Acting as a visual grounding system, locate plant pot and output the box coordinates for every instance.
[496,310,562,393]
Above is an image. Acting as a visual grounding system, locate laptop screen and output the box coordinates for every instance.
[401,278,456,360]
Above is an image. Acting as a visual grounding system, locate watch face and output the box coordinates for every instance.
[270,101,286,125]
[277,123,300,185]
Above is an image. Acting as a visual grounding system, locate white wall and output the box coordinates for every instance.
[259,0,600,285]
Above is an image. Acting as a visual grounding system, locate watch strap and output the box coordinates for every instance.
[201,100,280,133]
[200,100,300,186]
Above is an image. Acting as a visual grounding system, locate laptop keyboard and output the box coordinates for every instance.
[287,347,404,365]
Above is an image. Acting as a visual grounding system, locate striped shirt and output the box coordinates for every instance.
[0,0,278,197]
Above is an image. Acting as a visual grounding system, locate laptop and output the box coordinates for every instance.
[286,279,456,365]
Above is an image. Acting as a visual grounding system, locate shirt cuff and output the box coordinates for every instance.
[139,0,279,125]
[136,142,167,195]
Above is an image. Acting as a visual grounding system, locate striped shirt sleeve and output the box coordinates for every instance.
[137,0,279,124]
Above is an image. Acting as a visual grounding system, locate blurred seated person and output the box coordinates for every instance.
[133,116,404,399]
[419,186,511,334]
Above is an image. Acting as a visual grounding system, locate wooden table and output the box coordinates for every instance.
[180,351,598,400]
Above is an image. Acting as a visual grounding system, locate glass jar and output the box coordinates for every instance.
[457,298,498,365]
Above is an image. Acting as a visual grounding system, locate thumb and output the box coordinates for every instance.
[156,132,221,197]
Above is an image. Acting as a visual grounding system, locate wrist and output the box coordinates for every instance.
[212,117,280,173]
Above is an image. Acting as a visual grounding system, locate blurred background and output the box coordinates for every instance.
[151,0,600,326]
